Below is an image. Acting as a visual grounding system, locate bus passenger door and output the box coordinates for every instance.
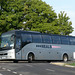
[15,36,22,60]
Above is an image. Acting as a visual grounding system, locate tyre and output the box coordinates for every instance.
[47,61,51,63]
[28,53,34,63]
[13,60,18,63]
[63,54,68,62]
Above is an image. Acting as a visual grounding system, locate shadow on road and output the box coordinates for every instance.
[0,60,75,64]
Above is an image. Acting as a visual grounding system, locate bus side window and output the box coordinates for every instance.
[70,37,75,45]
[21,34,32,47]
[52,35,61,44]
[21,34,32,43]
[15,37,21,53]
[32,34,42,43]
[61,36,69,45]
[16,38,21,48]
[42,35,52,43]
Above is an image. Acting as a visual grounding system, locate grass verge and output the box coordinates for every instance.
[69,63,75,66]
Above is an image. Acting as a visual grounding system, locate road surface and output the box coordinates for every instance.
[0,61,75,75]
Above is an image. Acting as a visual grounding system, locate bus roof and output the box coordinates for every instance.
[1,30,41,35]
[1,30,75,38]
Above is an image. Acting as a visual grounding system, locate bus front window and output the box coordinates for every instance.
[1,34,14,48]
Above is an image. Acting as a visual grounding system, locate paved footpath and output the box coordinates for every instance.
[51,61,75,67]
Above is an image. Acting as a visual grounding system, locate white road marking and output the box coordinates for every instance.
[2,68,6,70]
[46,69,55,72]
[19,74,23,75]
[0,73,3,75]
[0,66,23,75]
[1,66,22,75]
[7,69,11,72]
[13,71,17,74]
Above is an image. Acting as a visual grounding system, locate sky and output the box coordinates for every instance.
[42,0,75,36]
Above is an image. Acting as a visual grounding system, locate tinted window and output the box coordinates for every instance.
[15,37,21,53]
[70,37,75,45]
[42,35,52,43]
[21,34,32,42]
[52,36,61,44]
[32,34,42,43]
[61,36,69,44]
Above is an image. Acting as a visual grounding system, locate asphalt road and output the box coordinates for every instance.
[0,61,75,75]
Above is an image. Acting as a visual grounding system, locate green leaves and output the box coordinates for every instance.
[23,0,57,33]
[57,11,73,35]
[0,0,73,35]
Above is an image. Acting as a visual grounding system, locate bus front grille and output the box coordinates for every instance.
[0,53,8,56]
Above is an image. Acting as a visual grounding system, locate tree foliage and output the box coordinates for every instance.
[23,0,57,33]
[0,0,25,34]
[0,0,73,35]
[57,11,73,35]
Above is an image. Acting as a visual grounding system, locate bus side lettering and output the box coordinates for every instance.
[36,45,52,48]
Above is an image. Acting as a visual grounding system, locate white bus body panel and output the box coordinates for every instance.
[0,49,16,60]
[15,43,75,61]
[7,49,16,59]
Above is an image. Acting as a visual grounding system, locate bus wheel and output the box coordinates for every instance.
[13,60,18,63]
[28,53,34,63]
[63,54,68,62]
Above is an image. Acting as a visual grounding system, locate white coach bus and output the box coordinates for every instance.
[0,30,75,63]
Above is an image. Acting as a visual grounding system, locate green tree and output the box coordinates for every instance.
[0,0,74,35]
[57,11,73,35]
[23,0,57,34]
[0,0,57,34]
[0,0,25,35]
